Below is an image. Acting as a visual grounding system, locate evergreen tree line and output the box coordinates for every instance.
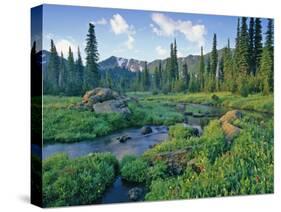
[134,17,273,96]
[44,23,100,96]
[42,18,273,96]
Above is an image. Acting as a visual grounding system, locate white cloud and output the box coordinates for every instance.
[125,35,135,50]
[151,13,206,47]
[155,46,168,58]
[91,18,107,25]
[110,13,136,50]
[110,14,129,35]
[56,39,77,57]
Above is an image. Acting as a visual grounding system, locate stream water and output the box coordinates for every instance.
[42,103,226,204]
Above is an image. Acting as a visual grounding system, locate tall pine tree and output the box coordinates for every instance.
[259,47,272,95]
[47,39,60,93]
[238,17,250,75]
[254,18,263,75]
[58,52,67,92]
[265,18,274,91]
[199,46,205,90]
[182,62,190,91]
[143,61,150,91]
[210,33,218,91]
[66,47,76,95]
[76,47,84,95]
[248,18,255,75]
[174,39,179,80]
[84,23,99,90]
[153,66,160,90]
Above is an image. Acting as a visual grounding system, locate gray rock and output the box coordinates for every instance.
[93,99,131,115]
[116,135,131,143]
[128,187,143,201]
[140,126,153,135]
[83,87,119,104]
[80,88,131,116]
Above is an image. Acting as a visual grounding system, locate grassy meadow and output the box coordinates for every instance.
[42,92,273,206]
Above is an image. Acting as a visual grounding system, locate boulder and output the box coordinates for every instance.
[140,126,153,135]
[221,121,241,141]
[116,135,131,143]
[82,87,119,104]
[220,110,242,123]
[220,110,242,141]
[128,187,144,201]
[92,99,131,115]
[79,88,131,115]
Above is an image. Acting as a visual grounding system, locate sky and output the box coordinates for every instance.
[33,4,269,62]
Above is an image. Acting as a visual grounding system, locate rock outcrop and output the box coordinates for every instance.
[220,110,242,141]
[115,135,131,143]
[79,88,131,116]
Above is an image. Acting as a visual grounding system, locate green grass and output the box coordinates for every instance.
[43,95,183,143]
[130,92,273,114]
[42,92,273,204]
[43,152,118,207]
[143,112,273,200]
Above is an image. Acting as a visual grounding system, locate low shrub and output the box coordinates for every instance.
[43,152,118,207]
[120,158,148,183]
[169,124,196,139]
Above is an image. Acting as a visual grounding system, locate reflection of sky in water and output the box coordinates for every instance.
[43,126,169,160]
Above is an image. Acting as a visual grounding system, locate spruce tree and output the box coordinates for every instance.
[223,39,234,91]
[58,52,67,92]
[154,66,160,90]
[182,62,190,91]
[248,18,255,74]
[204,56,211,92]
[84,23,99,90]
[237,17,250,96]
[238,17,250,75]
[169,43,175,84]
[47,39,60,93]
[254,18,263,75]
[136,70,142,90]
[211,34,218,78]
[143,61,150,91]
[259,47,272,95]
[210,33,218,91]
[199,46,205,91]
[158,62,163,89]
[174,39,179,80]
[66,47,76,95]
[233,17,241,92]
[206,56,211,74]
[265,18,274,91]
[76,47,84,94]
[218,56,224,90]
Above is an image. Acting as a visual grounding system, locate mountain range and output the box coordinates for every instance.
[40,49,225,75]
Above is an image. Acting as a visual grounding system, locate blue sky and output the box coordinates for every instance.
[37,4,269,62]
